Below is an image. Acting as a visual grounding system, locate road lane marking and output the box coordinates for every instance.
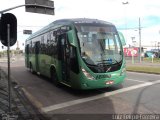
[126,78,147,83]
[41,79,160,113]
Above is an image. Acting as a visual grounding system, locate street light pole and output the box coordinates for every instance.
[158,42,160,58]
[122,1,129,31]
[139,17,142,63]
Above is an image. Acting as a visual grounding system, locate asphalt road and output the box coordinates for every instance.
[1,59,160,120]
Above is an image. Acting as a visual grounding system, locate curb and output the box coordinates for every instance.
[20,88,51,120]
[0,68,49,120]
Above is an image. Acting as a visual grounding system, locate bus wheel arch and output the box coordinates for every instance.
[50,66,59,86]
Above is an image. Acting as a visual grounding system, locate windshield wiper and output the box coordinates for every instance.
[112,59,122,65]
[106,66,112,72]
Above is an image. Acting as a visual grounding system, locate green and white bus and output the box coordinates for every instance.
[25,18,126,89]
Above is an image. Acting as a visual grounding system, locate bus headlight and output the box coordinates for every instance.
[120,67,126,76]
[81,68,95,80]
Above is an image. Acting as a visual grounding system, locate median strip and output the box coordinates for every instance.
[126,66,160,74]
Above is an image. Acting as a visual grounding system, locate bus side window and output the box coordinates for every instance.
[41,36,45,54]
[57,35,62,60]
[25,44,29,54]
[57,33,67,60]
[29,41,32,54]
[35,42,40,54]
[51,30,57,45]
[32,42,36,54]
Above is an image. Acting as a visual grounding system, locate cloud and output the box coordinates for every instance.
[0,0,160,50]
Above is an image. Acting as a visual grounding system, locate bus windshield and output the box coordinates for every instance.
[75,23,123,66]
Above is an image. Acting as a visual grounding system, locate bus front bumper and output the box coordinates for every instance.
[80,74,126,90]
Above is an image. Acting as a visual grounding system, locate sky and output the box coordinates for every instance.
[0,0,160,51]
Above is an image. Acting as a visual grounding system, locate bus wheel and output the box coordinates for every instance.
[51,70,59,86]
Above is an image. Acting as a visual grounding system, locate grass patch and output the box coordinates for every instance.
[143,58,160,63]
[126,66,160,74]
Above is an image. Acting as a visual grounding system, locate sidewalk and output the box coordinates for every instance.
[0,68,46,120]
[0,56,23,63]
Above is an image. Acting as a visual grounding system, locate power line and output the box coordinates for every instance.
[18,25,43,28]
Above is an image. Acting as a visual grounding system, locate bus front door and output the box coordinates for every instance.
[25,44,30,68]
[59,34,70,82]
[35,41,40,72]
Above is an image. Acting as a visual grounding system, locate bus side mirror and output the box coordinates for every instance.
[67,30,76,46]
[118,31,126,46]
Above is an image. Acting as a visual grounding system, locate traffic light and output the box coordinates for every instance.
[0,13,17,46]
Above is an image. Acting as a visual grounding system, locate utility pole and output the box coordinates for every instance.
[122,1,129,32]
[139,17,142,63]
[158,42,160,58]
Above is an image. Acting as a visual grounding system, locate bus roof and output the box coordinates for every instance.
[54,18,113,25]
[26,18,114,41]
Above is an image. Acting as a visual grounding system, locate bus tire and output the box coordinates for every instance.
[51,69,59,86]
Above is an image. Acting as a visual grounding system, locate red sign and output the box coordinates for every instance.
[124,47,139,57]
